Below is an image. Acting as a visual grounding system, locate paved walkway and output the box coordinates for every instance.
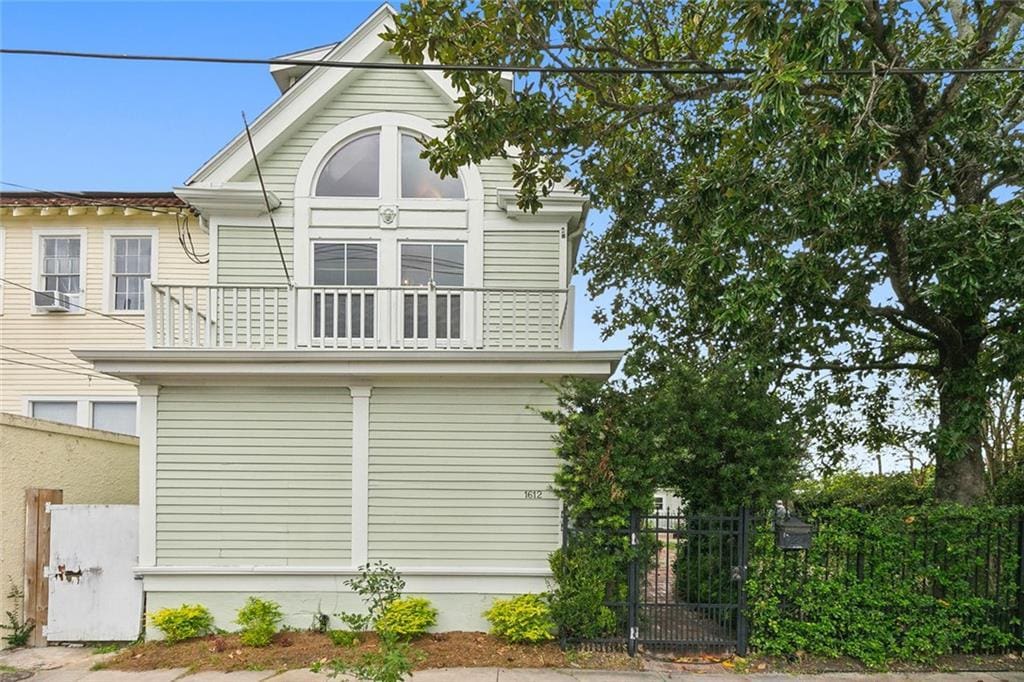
[3,647,1024,681]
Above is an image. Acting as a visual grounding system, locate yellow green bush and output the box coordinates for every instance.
[148,604,214,643]
[484,594,555,643]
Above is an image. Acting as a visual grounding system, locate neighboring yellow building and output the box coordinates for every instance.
[0,193,209,431]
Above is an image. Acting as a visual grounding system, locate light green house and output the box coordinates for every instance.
[77,4,621,633]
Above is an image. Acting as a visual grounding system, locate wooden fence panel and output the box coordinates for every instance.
[23,487,62,647]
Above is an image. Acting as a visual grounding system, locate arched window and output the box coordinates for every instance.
[400,134,464,199]
[315,132,380,197]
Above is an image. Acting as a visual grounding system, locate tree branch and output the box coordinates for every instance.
[785,360,941,375]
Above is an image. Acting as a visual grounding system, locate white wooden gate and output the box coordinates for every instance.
[44,504,143,642]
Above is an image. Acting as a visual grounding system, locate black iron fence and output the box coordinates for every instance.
[561,508,752,656]
[562,506,1024,658]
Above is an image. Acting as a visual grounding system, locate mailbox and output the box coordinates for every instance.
[775,515,814,550]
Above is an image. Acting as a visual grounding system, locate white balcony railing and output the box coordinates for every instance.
[145,282,573,351]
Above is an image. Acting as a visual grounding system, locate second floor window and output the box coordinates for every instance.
[112,237,152,311]
[41,236,81,293]
[313,242,378,338]
[314,128,465,200]
[401,243,464,339]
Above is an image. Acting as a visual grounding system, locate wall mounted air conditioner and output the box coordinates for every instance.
[34,290,73,312]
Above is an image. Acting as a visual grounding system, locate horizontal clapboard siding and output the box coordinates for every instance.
[217,225,293,286]
[156,386,352,565]
[483,230,562,347]
[243,61,458,206]
[368,384,560,567]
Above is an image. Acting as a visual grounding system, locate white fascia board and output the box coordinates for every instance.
[71,349,624,382]
[496,187,590,224]
[174,184,280,218]
[186,3,398,186]
[186,3,465,189]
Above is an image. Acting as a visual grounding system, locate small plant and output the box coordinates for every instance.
[484,593,555,643]
[327,632,422,682]
[336,561,405,633]
[235,597,283,647]
[1,584,35,648]
[328,629,360,647]
[148,603,214,643]
[310,603,330,633]
[375,597,437,639]
[92,643,122,654]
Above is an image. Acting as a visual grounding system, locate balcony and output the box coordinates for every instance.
[144,282,573,351]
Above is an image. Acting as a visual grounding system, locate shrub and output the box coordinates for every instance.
[235,597,283,647]
[748,505,1022,667]
[792,470,933,513]
[336,561,405,633]
[148,604,214,643]
[328,629,360,647]
[548,542,619,639]
[375,597,437,638]
[484,594,555,643]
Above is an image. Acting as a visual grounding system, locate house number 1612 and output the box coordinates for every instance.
[524,490,544,499]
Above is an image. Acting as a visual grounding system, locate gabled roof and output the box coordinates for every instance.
[186,3,464,188]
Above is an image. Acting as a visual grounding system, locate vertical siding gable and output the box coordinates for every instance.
[156,385,353,566]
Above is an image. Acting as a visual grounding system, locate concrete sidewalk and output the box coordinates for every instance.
[3,647,1024,682]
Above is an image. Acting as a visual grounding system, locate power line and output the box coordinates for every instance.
[2,47,1022,77]
[0,356,108,380]
[242,111,291,285]
[0,344,112,380]
[0,277,146,329]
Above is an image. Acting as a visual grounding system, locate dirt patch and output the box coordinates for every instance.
[105,631,641,674]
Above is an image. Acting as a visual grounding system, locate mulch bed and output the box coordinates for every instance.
[105,631,642,674]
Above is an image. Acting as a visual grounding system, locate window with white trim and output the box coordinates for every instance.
[400,243,464,339]
[31,401,77,425]
[111,236,152,311]
[314,128,465,199]
[312,242,378,338]
[41,236,81,294]
[92,401,137,434]
[28,398,137,435]
[316,132,380,197]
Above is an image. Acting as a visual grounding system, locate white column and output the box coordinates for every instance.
[350,385,372,567]
[137,384,160,567]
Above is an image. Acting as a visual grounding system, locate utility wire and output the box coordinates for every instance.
[0,356,107,380]
[2,47,1023,77]
[0,277,146,329]
[242,111,291,285]
[0,344,112,380]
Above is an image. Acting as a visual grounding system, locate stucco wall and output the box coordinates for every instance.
[0,413,138,626]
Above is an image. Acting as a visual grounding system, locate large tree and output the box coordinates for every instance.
[387,1,1024,503]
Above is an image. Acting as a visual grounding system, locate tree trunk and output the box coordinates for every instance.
[933,345,988,504]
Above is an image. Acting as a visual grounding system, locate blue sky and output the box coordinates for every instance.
[0,0,627,352]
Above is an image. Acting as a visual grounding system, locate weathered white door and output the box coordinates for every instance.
[45,504,143,641]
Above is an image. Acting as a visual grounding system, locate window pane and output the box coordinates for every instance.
[41,238,81,292]
[92,402,137,435]
[400,244,431,286]
[433,245,464,286]
[313,243,347,285]
[32,401,77,425]
[315,133,380,197]
[403,293,428,338]
[400,134,464,199]
[346,244,377,286]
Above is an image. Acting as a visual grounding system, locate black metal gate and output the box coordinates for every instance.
[562,508,751,656]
